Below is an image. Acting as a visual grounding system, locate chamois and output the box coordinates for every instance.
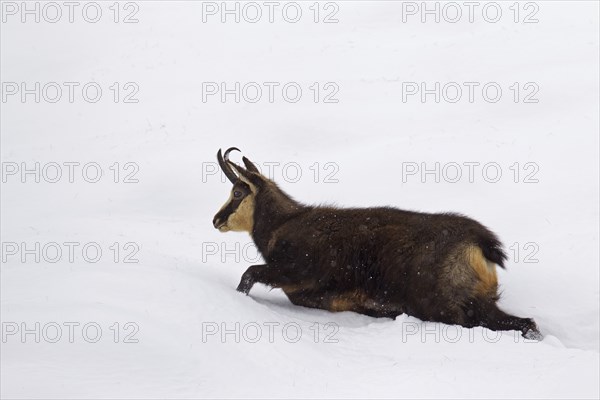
[212,147,541,339]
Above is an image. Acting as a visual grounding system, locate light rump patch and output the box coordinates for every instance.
[466,245,498,297]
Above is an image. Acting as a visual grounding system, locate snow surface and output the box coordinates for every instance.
[1,1,599,398]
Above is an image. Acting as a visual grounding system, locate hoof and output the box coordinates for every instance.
[236,276,253,294]
[236,284,251,295]
[523,328,543,341]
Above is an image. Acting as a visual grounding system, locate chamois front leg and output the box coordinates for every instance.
[236,264,294,295]
[236,264,265,294]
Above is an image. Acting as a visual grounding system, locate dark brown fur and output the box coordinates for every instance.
[213,150,541,338]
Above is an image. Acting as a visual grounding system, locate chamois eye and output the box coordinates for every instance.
[233,190,243,198]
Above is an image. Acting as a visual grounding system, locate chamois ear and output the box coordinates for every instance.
[228,161,264,190]
[242,156,260,174]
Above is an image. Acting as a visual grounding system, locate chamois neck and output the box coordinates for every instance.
[251,183,307,254]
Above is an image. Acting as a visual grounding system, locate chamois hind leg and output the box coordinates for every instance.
[452,244,541,339]
[474,300,541,339]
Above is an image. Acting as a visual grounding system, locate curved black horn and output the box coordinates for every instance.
[217,147,240,183]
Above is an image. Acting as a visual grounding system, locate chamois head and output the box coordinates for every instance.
[212,147,265,233]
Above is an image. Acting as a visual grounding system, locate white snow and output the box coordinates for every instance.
[1,1,598,398]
